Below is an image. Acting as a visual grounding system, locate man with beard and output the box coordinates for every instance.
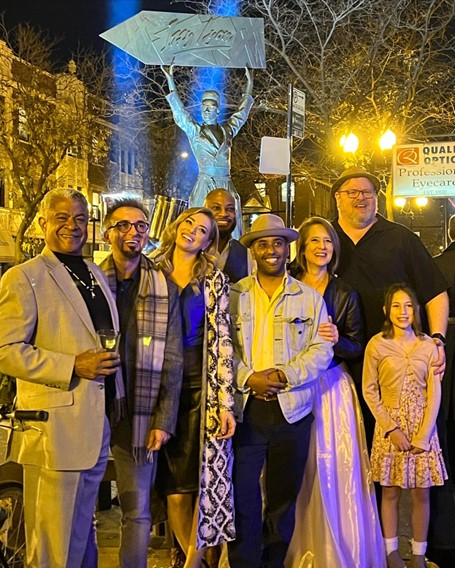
[101,198,183,568]
[331,167,448,409]
[204,188,251,283]
[331,166,449,567]
[228,214,333,567]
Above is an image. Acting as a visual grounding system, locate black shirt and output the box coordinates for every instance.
[434,242,455,318]
[54,252,115,411]
[333,214,448,339]
[116,266,140,418]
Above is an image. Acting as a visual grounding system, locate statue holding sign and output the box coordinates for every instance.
[162,65,254,237]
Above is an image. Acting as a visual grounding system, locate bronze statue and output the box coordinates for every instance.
[162,66,254,237]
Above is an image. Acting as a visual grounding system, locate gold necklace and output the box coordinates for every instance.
[63,263,97,299]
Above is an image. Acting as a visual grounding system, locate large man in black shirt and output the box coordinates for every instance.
[331,166,450,566]
[332,166,448,345]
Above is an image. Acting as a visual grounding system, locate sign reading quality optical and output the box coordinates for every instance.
[393,143,455,198]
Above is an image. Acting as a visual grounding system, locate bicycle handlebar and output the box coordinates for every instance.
[0,408,49,422]
[9,410,49,422]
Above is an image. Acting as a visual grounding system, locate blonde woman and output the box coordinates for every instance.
[153,207,236,568]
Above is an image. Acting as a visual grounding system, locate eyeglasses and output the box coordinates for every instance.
[336,189,377,199]
[107,220,150,234]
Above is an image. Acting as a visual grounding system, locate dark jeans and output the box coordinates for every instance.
[228,398,313,568]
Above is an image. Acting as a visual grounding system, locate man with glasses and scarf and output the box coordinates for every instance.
[101,198,183,568]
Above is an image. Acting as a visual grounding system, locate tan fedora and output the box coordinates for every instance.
[240,214,298,248]
[331,166,380,197]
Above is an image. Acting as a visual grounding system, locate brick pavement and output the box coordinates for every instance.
[96,491,431,568]
[97,505,172,568]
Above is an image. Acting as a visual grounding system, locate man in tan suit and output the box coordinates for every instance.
[0,189,122,567]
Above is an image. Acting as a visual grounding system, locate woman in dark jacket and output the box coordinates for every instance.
[286,217,386,568]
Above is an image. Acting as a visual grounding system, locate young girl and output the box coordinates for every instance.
[363,284,447,568]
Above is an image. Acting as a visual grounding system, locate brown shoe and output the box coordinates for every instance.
[387,550,406,568]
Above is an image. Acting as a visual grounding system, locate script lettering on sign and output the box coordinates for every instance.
[100,12,266,69]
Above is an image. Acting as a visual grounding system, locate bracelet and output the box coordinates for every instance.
[431,332,446,345]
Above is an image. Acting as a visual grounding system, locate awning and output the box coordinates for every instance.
[0,230,15,263]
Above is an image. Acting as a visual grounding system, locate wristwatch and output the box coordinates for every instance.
[431,333,447,345]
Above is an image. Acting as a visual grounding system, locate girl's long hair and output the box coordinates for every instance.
[152,207,219,294]
[295,216,340,277]
[382,283,424,339]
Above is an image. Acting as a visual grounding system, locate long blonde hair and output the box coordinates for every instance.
[153,207,219,294]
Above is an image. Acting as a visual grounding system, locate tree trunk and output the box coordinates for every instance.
[14,214,34,265]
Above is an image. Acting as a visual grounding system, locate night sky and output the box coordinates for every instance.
[2,0,191,61]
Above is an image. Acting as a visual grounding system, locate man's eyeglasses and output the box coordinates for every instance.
[107,220,150,234]
[336,189,377,199]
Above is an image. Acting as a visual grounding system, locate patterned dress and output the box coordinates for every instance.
[363,334,447,489]
[158,269,235,548]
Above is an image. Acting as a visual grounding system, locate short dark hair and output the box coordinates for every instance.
[382,283,423,339]
[103,198,149,230]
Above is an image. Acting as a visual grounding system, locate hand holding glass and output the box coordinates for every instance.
[96,329,120,353]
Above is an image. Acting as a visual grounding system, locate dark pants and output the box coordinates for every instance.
[228,398,313,568]
[427,322,455,566]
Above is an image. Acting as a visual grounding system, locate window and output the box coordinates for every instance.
[67,144,81,158]
[0,178,5,207]
[18,108,29,141]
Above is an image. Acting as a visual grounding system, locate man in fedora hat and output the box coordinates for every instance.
[227,214,333,568]
[332,166,449,566]
[162,65,254,239]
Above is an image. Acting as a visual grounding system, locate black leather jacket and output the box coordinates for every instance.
[288,261,365,368]
[324,277,365,368]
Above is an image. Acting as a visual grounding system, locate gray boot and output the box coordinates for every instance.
[386,550,406,568]
[410,554,428,568]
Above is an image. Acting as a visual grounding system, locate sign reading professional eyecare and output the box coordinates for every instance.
[393,143,455,198]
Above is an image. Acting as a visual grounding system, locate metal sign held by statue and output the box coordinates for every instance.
[101,11,264,238]
[100,11,266,69]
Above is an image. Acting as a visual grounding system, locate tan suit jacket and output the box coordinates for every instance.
[0,246,120,471]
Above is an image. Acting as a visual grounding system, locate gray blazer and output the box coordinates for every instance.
[0,246,120,471]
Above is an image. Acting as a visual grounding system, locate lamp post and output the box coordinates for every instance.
[90,192,101,261]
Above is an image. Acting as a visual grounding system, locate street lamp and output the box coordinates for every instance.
[340,133,359,153]
[379,129,397,151]
[415,196,428,208]
[394,197,407,209]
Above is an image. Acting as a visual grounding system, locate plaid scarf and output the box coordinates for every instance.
[100,254,169,464]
